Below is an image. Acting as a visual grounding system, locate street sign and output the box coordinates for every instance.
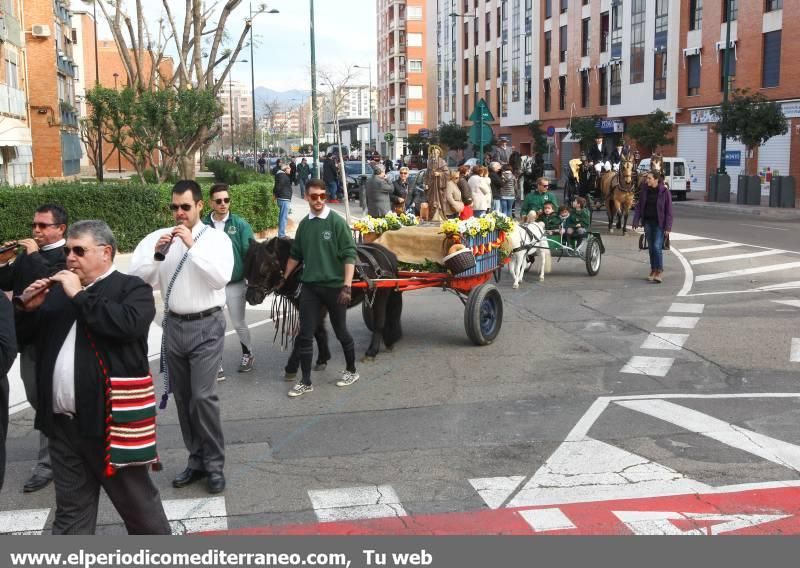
[725,150,741,166]
[468,123,493,147]
[468,98,495,123]
[384,132,394,142]
[546,126,556,137]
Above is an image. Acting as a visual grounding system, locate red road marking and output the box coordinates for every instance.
[208,487,800,535]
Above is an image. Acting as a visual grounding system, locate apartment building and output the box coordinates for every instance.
[676,0,800,195]
[218,80,253,155]
[0,0,33,184]
[376,0,434,159]
[25,0,82,181]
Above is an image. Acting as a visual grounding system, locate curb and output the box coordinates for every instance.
[674,200,800,220]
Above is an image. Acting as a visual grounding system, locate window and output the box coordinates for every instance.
[600,12,609,53]
[408,110,423,124]
[765,0,782,10]
[408,59,423,73]
[689,0,702,30]
[580,70,590,108]
[653,51,667,99]
[723,0,737,21]
[485,89,491,111]
[486,14,491,41]
[599,66,608,105]
[4,51,18,89]
[464,93,470,121]
[611,1,623,59]
[687,54,700,96]
[464,21,469,47]
[610,64,621,104]
[630,0,645,83]
[560,0,568,13]
[558,75,566,110]
[719,48,736,91]
[673,162,685,176]
[544,31,552,65]
[407,5,422,19]
[464,57,470,85]
[543,78,551,112]
[407,33,422,47]
[485,50,491,79]
[408,85,423,99]
[762,31,781,87]
[559,25,567,63]
[581,18,591,57]
[545,0,551,19]
[525,77,532,114]
[512,0,521,101]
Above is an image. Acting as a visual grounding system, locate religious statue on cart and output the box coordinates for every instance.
[424,144,450,221]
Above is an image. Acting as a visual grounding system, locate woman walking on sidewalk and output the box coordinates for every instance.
[632,170,673,283]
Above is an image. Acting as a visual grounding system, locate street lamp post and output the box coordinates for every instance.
[113,73,121,174]
[310,0,320,177]
[718,0,733,175]
[248,4,279,168]
[84,0,103,182]
[353,64,372,157]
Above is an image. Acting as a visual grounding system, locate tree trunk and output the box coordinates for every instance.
[177,154,196,180]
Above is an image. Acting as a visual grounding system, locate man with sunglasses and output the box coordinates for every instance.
[16,220,170,534]
[130,180,233,495]
[520,177,559,218]
[202,184,256,378]
[0,203,68,494]
[282,179,358,398]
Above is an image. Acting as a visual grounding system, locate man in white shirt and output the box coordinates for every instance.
[130,180,234,495]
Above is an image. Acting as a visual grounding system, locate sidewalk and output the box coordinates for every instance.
[674,197,800,220]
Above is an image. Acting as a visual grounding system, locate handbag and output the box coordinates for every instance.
[663,234,671,250]
[86,330,160,477]
[638,233,648,250]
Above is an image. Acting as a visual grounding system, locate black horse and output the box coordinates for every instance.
[243,237,403,368]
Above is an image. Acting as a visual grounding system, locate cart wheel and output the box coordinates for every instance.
[362,302,375,332]
[585,237,601,276]
[464,283,503,346]
[493,266,502,283]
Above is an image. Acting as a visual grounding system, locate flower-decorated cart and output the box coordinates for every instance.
[350,212,514,346]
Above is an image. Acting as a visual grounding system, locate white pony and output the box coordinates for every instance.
[508,212,551,288]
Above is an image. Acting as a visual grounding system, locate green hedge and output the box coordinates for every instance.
[205,159,262,185]
[0,180,277,253]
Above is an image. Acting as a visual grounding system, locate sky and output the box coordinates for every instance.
[76,0,377,93]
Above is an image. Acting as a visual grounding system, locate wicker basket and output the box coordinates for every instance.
[443,248,476,274]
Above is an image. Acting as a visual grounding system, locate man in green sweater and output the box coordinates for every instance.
[521,177,559,218]
[203,184,256,380]
[282,179,359,397]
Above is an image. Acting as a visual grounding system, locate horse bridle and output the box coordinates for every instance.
[245,254,283,297]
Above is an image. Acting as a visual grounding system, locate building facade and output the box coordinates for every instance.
[676,0,800,197]
[217,79,253,156]
[25,0,81,181]
[0,0,33,184]
[377,0,434,159]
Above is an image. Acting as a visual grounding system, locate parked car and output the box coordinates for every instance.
[343,161,374,200]
[406,169,428,216]
[638,157,690,200]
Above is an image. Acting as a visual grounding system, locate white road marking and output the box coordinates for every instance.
[668,302,705,314]
[758,281,800,291]
[679,242,743,253]
[620,356,675,377]
[518,508,576,532]
[690,250,786,265]
[0,509,50,535]
[773,300,800,309]
[791,338,800,363]
[740,223,790,231]
[670,246,694,298]
[468,476,525,510]
[641,333,689,351]
[506,438,710,508]
[163,496,228,535]
[657,316,700,329]
[666,233,711,241]
[308,485,407,523]
[617,399,800,472]
[147,318,273,362]
[695,262,800,282]
[613,511,790,536]
[7,357,27,414]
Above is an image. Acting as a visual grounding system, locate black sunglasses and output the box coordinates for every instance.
[31,222,60,230]
[65,244,106,257]
[214,198,231,205]
[169,203,194,212]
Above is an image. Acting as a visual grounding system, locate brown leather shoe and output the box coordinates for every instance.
[647,271,656,282]
[653,271,663,283]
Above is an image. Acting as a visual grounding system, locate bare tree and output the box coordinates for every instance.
[96,0,261,178]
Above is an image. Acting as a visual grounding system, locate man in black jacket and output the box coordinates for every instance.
[274,164,293,237]
[17,220,169,534]
[0,203,67,493]
[587,135,610,174]
[322,155,340,203]
[0,294,16,493]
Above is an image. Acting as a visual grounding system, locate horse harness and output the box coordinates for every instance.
[355,243,394,308]
[512,223,548,256]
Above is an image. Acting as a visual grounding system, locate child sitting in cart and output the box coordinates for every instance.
[566,197,591,246]
[540,201,562,236]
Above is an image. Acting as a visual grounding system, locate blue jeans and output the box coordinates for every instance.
[298,179,308,197]
[492,199,501,212]
[500,198,514,217]
[277,199,291,237]
[326,182,338,201]
[644,220,665,271]
[473,209,486,218]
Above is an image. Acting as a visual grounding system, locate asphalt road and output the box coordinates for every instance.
[3,200,799,535]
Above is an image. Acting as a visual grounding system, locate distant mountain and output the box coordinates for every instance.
[254,87,310,118]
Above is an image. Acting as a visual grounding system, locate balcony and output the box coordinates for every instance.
[60,102,78,127]
[53,0,71,24]
[1,14,23,46]
[57,52,76,77]
[0,86,27,118]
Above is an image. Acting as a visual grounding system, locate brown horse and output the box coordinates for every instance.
[600,156,637,235]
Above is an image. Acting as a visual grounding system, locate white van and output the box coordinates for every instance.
[637,157,690,201]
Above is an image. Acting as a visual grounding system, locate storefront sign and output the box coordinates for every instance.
[690,108,718,124]
[781,101,800,119]
[597,119,624,133]
[725,150,741,167]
